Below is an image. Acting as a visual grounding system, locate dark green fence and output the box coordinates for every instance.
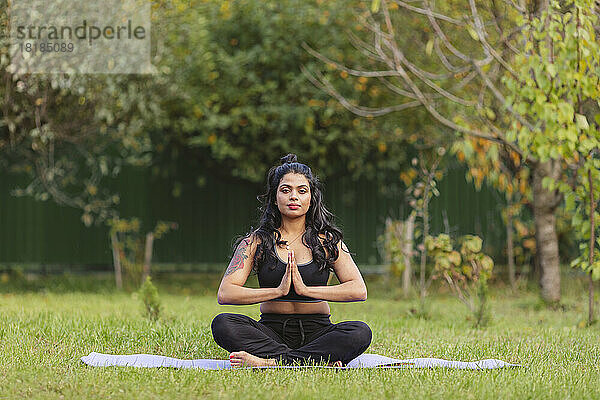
[0,164,506,269]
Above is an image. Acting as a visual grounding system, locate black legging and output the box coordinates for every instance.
[211,312,372,365]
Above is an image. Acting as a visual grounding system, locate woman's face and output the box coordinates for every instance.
[276,172,311,219]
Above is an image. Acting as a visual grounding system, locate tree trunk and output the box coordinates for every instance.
[532,160,561,303]
[143,232,154,282]
[402,213,415,296]
[420,199,429,304]
[506,206,516,289]
[588,169,595,325]
[110,233,123,290]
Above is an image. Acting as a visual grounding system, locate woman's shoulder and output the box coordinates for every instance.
[249,231,262,244]
[242,230,266,245]
[234,231,264,257]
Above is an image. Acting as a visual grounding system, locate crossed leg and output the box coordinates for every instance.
[211,313,372,367]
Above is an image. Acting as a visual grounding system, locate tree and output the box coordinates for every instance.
[305,0,600,303]
[0,73,157,225]
[502,1,600,321]
[0,0,158,225]
[148,0,418,197]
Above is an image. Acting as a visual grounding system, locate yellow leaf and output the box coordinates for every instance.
[371,0,380,12]
[425,40,434,56]
[449,251,461,266]
[523,238,536,251]
[467,26,479,41]
[87,185,97,196]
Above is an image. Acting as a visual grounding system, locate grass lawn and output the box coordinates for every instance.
[0,273,599,399]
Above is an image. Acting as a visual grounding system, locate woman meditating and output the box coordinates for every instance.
[211,154,372,367]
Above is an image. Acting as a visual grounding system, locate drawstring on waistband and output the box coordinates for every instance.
[282,317,306,347]
[298,319,305,346]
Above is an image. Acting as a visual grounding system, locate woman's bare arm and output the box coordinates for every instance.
[292,241,367,302]
[217,235,291,305]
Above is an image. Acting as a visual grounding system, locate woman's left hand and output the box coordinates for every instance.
[290,250,309,296]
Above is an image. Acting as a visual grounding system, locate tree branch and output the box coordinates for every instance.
[377,76,419,98]
[377,30,505,143]
[391,0,466,25]
[468,0,522,80]
[422,0,473,63]
[471,61,537,132]
[301,66,422,117]
[433,37,463,72]
[302,43,401,78]
[346,30,388,64]
[383,37,478,106]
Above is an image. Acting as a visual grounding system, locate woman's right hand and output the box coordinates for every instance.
[277,251,292,296]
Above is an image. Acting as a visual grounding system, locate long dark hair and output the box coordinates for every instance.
[233,153,347,272]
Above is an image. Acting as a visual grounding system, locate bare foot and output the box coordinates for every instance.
[229,351,277,368]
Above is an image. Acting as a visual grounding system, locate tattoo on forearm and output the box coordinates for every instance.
[224,239,249,276]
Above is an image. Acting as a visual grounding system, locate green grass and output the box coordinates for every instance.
[1,273,599,399]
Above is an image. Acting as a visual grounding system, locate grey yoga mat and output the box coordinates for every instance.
[81,352,520,370]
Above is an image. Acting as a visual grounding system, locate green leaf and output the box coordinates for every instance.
[593,266,600,281]
[557,102,574,124]
[371,0,380,12]
[565,191,575,211]
[542,176,554,190]
[425,40,434,56]
[467,26,479,41]
[565,127,578,142]
[575,114,589,131]
[535,93,547,105]
[480,255,494,271]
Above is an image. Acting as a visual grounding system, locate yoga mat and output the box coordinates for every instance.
[81,352,521,370]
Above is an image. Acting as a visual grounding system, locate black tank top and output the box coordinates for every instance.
[257,250,330,302]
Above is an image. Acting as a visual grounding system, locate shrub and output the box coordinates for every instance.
[427,234,494,327]
[139,276,161,322]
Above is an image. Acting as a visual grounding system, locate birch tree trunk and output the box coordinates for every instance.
[532,160,562,303]
[110,233,123,290]
[506,207,516,289]
[588,169,595,325]
[402,213,415,296]
[142,232,154,282]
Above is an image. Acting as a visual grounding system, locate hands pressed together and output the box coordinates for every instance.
[276,250,309,297]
